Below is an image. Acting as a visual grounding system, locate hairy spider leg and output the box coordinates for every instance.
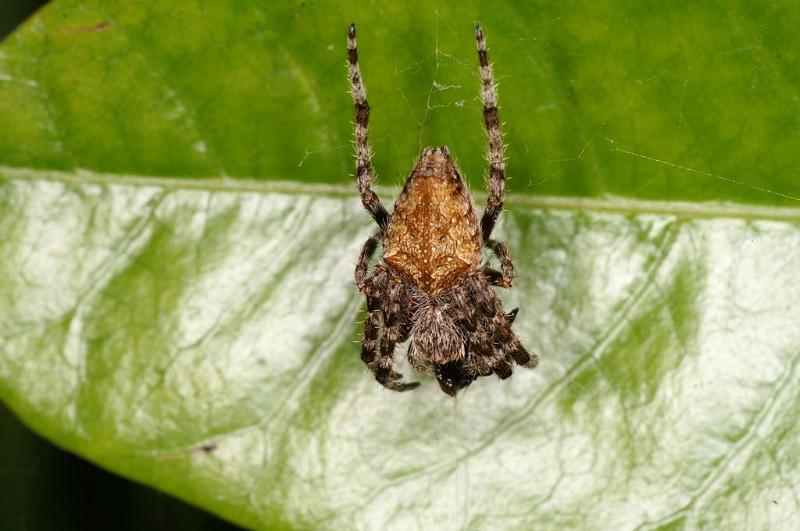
[375,274,419,391]
[507,332,537,367]
[356,235,383,365]
[348,24,389,231]
[357,246,419,391]
[506,307,519,325]
[475,24,506,243]
[355,232,381,292]
[464,275,535,378]
[360,301,381,365]
[375,336,420,392]
[489,307,530,369]
[484,279,537,369]
[482,239,515,288]
[482,276,537,369]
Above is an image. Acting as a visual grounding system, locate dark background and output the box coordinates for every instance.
[0,2,240,529]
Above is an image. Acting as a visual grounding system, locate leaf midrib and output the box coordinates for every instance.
[3,165,800,222]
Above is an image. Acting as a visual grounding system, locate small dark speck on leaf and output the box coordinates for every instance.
[772,499,778,505]
[567,84,578,104]
[198,443,218,455]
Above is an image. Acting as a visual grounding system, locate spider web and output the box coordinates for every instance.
[361,12,800,205]
[153,8,800,209]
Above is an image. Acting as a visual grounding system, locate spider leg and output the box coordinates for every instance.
[506,307,519,325]
[362,269,419,392]
[375,336,419,392]
[482,239,514,287]
[355,232,381,292]
[491,311,537,368]
[506,334,539,368]
[378,277,419,391]
[472,339,508,378]
[360,297,381,365]
[359,263,388,366]
[464,276,538,379]
[482,268,504,287]
[475,25,505,243]
[458,276,505,380]
[463,331,511,382]
[348,24,389,231]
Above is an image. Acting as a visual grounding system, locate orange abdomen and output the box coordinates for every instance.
[382,150,481,295]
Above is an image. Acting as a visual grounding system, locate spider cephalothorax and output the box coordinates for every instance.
[348,23,538,396]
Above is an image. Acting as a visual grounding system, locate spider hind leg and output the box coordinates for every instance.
[463,274,539,382]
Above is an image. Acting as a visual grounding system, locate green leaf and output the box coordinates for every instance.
[2,1,799,529]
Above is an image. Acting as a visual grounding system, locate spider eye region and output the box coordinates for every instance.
[435,361,475,397]
[412,148,457,179]
[421,146,451,158]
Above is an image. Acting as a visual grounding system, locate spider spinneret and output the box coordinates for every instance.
[348,23,538,396]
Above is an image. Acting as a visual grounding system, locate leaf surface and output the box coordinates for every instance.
[1,1,799,529]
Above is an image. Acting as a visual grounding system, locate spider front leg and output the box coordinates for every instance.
[475,25,506,243]
[348,24,389,231]
[482,239,514,288]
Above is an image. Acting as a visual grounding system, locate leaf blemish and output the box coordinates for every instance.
[60,21,113,35]
[197,443,218,455]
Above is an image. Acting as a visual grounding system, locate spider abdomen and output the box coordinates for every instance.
[383,147,481,295]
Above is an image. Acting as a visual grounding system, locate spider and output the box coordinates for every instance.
[348,23,538,396]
